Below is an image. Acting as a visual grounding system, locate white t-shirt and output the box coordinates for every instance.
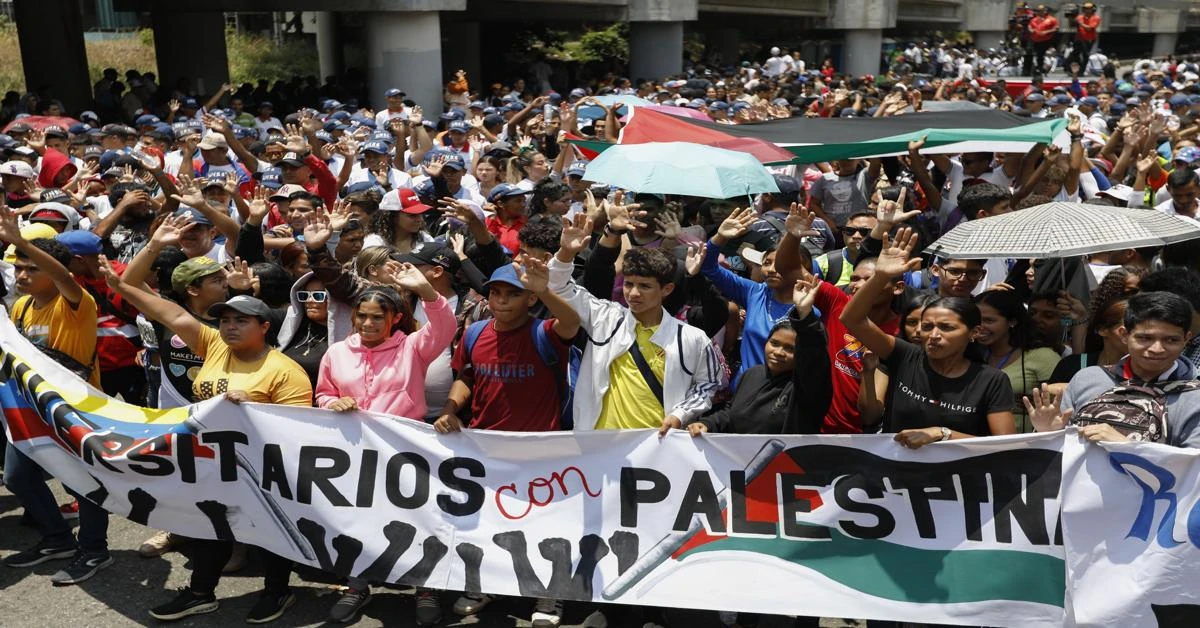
[375,108,408,127]
[254,116,283,140]
[345,164,414,190]
[763,56,788,77]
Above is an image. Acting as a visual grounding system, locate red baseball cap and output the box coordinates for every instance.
[381,188,433,215]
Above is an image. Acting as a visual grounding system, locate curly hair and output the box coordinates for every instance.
[529,179,571,216]
[518,214,563,254]
[1084,266,1147,353]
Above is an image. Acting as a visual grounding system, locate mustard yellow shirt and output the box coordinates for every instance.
[11,292,100,387]
[192,325,313,407]
[597,323,665,430]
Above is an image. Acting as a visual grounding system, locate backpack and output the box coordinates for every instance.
[462,318,579,430]
[1071,366,1200,442]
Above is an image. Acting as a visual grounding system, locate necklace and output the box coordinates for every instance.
[298,326,327,357]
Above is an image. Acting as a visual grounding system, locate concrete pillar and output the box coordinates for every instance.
[366,11,443,116]
[151,12,230,99]
[315,12,342,81]
[630,21,685,82]
[1153,33,1179,58]
[843,29,882,77]
[12,0,91,114]
[973,31,1006,51]
[441,21,482,98]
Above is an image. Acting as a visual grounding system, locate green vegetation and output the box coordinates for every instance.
[0,19,316,95]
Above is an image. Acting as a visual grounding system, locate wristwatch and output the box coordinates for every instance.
[604,223,627,237]
[939,427,952,441]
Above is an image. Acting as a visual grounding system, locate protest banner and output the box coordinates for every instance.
[1062,435,1200,627]
[0,313,1066,625]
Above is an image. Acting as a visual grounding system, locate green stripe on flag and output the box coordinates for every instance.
[676,530,1064,607]
[782,118,1067,163]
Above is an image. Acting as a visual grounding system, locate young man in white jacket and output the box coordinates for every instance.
[547,216,722,433]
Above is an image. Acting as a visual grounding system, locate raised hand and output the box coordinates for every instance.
[170,174,206,209]
[1022,384,1068,433]
[792,277,819,317]
[408,106,424,126]
[96,255,122,289]
[785,202,819,239]
[284,124,307,153]
[387,262,437,300]
[684,243,704,277]
[1136,150,1158,175]
[0,204,22,243]
[24,129,45,153]
[151,212,195,247]
[713,206,756,244]
[875,227,922,278]
[303,212,334,249]
[654,210,682,241]
[449,232,468,260]
[558,213,594,259]
[515,253,550,294]
[329,199,352,232]
[222,171,240,195]
[423,154,447,178]
[876,186,920,227]
[907,135,927,154]
[247,186,271,224]
[203,113,232,136]
[168,99,182,114]
[224,257,256,292]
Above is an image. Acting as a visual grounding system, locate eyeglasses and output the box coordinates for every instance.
[841,227,872,237]
[940,267,986,281]
[297,290,328,303]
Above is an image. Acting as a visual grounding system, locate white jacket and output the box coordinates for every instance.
[549,256,721,430]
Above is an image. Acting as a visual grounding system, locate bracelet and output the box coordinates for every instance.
[1070,133,1083,141]
[604,223,627,237]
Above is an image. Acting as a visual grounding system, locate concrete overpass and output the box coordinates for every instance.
[12,0,1196,116]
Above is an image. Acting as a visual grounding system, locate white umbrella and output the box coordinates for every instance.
[925,202,1200,260]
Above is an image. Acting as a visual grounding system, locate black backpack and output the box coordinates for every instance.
[1071,366,1200,442]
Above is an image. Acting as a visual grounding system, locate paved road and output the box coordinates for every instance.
[0,483,861,628]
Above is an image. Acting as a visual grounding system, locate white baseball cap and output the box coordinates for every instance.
[0,160,36,179]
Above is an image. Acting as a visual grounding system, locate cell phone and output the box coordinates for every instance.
[543,104,554,120]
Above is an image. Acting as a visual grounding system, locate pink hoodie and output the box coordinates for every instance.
[315,295,455,418]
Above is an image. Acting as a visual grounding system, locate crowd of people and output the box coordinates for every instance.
[4,27,1200,628]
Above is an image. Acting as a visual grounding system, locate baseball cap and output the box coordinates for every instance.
[771,174,802,196]
[30,203,81,229]
[487,183,526,202]
[56,230,103,256]
[384,88,406,98]
[394,241,460,273]
[1170,93,1191,108]
[379,188,432,214]
[1024,92,1045,103]
[1078,96,1099,107]
[362,140,390,154]
[171,257,224,294]
[270,183,309,201]
[206,295,272,319]
[565,161,588,178]
[39,188,71,204]
[197,132,229,151]
[1,160,35,179]
[255,167,284,190]
[1097,184,1136,204]
[4,223,58,263]
[173,206,213,226]
[1176,146,1200,164]
[134,114,160,127]
[448,119,470,133]
[277,152,306,168]
[482,114,505,128]
[569,88,587,99]
[43,126,68,139]
[483,264,526,291]
[468,100,487,110]
[439,110,466,121]
[441,153,466,171]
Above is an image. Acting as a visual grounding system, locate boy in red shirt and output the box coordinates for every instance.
[433,256,580,626]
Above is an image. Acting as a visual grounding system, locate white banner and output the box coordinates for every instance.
[1062,435,1200,627]
[0,312,1069,625]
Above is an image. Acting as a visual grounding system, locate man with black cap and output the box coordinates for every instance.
[394,241,464,420]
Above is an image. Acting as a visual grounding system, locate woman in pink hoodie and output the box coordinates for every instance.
[315,263,456,418]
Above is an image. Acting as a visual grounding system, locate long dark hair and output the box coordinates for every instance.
[975,289,1043,351]
[353,286,416,336]
[900,293,938,342]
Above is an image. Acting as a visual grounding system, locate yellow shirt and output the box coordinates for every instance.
[11,293,100,387]
[597,323,665,430]
[192,325,313,407]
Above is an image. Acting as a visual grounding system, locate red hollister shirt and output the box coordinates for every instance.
[451,318,568,431]
[815,281,899,434]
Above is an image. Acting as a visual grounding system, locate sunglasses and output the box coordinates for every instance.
[297,290,328,303]
[841,227,872,237]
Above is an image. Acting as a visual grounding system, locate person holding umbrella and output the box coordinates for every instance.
[840,226,1017,447]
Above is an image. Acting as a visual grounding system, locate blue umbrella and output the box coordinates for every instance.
[576,95,654,120]
[582,142,780,198]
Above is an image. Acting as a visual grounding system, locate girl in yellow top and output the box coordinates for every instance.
[97,257,310,624]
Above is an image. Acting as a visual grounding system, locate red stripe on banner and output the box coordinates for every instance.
[562,132,600,160]
[4,406,54,442]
